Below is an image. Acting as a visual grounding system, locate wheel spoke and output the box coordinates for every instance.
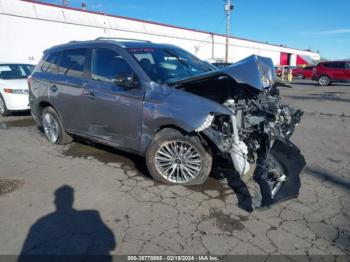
[43,112,59,143]
[155,140,202,184]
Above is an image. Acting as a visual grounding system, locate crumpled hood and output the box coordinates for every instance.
[169,55,276,91]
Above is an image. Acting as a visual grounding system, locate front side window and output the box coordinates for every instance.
[0,64,33,79]
[128,47,214,84]
[346,63,350,69]
[58,48,87,77]
[91,48,133,84]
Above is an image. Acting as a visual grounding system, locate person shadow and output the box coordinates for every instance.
[19,185,116,262]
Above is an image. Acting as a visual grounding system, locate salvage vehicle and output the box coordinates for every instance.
[29,38,305,208]
[0,63,34,116]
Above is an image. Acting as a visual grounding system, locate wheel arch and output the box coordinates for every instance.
[37,101,64,126]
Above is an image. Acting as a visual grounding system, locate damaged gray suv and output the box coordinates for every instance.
[29,38,305,207]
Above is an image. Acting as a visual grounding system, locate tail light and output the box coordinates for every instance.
[4,88,29,94]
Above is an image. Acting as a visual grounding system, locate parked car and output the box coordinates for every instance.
[292,66,314,79]
[29,38,305,207]
[312,61,350,86]
[0,63,34,116]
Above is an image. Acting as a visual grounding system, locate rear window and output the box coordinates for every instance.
[58,48,87,77]
[41,52,61,73]
[0,64,34,79]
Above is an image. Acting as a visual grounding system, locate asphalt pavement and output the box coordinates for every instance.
[0,80,349,257]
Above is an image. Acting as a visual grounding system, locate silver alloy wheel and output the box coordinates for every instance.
[155,141,202,183]
[0,98,4,114]
[42,112,59,143]
[319,76,329,86]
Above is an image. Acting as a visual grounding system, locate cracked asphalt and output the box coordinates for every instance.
[0,80,349,257]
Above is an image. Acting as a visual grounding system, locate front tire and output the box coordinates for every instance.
[318,75,330,86]
[0,94,10,117]
[41,107,73,145]
[146,128,212,185]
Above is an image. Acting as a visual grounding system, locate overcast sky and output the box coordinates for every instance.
[39,0,350,60]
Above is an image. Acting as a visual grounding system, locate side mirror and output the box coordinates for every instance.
[114,72,139,89]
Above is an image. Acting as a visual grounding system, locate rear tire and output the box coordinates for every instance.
[146,128,212,185]
[318,75,330,86]
[41,107,73,145]
[0,94,10,117]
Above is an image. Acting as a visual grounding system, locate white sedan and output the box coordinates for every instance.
[0,63,34,116]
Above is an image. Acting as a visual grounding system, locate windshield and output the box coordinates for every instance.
[128,47,214,84]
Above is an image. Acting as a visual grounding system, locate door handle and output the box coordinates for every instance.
[50,85,58,92]
[84,89,95,98]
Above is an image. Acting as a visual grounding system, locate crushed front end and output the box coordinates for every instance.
[174,55,306,208]
[203,86,305,208]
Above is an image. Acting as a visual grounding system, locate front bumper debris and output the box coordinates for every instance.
[253,139,306,207]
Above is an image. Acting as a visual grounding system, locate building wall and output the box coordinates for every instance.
[0,0,320,65]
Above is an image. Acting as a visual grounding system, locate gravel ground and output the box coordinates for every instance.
[0,80,349,257]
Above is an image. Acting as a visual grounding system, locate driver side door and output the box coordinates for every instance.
[84,47,144,152]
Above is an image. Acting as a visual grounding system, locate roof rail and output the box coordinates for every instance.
[95,37,151,43]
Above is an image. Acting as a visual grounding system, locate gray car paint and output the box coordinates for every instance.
[30,40,271,156]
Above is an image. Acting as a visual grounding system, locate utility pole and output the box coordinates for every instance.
[225,0,233,63]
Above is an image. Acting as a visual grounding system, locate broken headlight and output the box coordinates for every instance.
[195,114,214,132]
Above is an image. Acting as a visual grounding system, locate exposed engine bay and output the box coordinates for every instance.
[171,56,306,208]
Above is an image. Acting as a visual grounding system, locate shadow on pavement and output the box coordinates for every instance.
[304,166,350,191]
[290,81,318,86]
[18,185,116,261]
[286,94,350,103]
[211,159,255,213]
[63,138,151,179]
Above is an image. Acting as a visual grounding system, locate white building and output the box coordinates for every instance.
[0,0,320,65]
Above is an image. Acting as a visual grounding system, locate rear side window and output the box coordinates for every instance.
[41,52,61,73]
[332,62,345,69]
[323,63,332,68]
[58,48,87,77]
[91,48,133,84]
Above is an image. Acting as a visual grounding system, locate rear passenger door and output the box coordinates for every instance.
[49,48,90,134]
[84,47,144,152]
[332,62,346,81]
